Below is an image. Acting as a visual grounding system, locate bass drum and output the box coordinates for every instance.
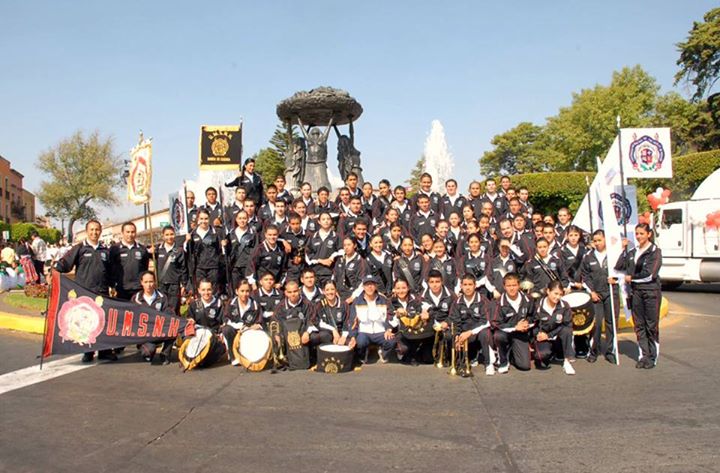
[232,329,272,372]
[562,291,595,336]
[317,344,353,373]
[179,327,226,371]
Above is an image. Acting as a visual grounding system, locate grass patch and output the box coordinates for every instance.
[3,292,48,313]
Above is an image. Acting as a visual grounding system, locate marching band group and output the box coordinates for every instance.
[54,159,664,376]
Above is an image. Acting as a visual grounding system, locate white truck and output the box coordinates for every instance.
[656,168,720,287]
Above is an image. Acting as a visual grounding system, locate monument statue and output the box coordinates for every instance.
[297,116,334,191]
[284,136,306,192]
[334,120,363,183]
[277,87,363,192]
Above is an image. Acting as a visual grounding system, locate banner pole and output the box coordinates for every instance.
[38,271,52,370]
[608,280,620,366]
[147,201,158,280]
[616,116,628,238]
[586,175,594,233]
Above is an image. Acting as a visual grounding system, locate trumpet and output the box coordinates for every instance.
[450,324,457,376]
[450,323,473,378]
[268,320,286,370]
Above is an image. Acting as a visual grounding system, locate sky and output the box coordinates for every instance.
[0,0,715,231]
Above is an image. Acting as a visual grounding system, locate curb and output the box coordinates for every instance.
[0,311,45,335]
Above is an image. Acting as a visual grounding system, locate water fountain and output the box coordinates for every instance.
[423,120,454,193]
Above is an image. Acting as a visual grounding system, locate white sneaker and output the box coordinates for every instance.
[378,352,388,364]
[497,364,509,374]
[471,360,479,368]
[489,349,497,366]
[563,360,576,375]
[485,365,495,376]
[231,359,241,366]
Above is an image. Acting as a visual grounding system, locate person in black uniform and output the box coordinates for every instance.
[305,212,341,287]
[521,238,570,297]
[280,213,310,282]
[253,271,283,326]
[227,210,258,291]
[334,237,368,303]
[560,225,586,291]
[491,273,534,373]
[132,271,174,364]
[247,224,286,288]
[273,280,314,370]
[392,237,424,295]
[151,226,187,315]
[186,209,226,294]
[615,223,663,369]
[581,230,619,364]
[55,219,114,363]
[314,280,351,347]
[532,280,576,375]
[366,234,394,295]
[110,222,150,300]
[299,268,323,303]
[451,273,495,376]
[390,278,430,365]
[187,279,224,333]
[409,194,439,245]
[225,158,264,207]
[222,279,262,365]
[410,173,441,214]
[422,239,458,293]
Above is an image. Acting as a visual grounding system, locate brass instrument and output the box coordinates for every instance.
[432,326,445,369]
[450,324,457,376]
[449,323,473,378]
[268,320,286,371]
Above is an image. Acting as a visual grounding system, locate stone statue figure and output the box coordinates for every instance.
[297,116,334,191]
[334,119,363,183]
[284,136,305,192]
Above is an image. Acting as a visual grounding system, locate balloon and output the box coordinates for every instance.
[706,210,720,229]
[638,211,651,225]
[647,194,661,211]
[655,187,663,195]
[662,189,671,198]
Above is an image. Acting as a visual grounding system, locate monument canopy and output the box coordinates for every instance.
[277,86,363,126]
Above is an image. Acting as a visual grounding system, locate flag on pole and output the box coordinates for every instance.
[573,138,622,233]
[199,124,243,171]
[620,128,672,179]
[169,189,187,236]
[128,137,153,205]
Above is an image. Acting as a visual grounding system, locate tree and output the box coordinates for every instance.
[406,156,425,192]
[479,122,545,175]
[269,122,299,158]
[36,130,122,241]
[675,8,720,101]
[651,92,720,154]
[253,147,285,183]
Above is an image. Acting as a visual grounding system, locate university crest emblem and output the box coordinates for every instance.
[628,134,665,173]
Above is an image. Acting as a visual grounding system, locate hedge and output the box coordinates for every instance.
[1,222,63,244]
[510,172,595,216]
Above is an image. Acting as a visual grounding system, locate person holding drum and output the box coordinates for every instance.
[615,223,663,369]
[347,275,396,364]
[531,280,576,375]
[179,279,227,370]
[222,280,262,366]
[312,280,350,348]
[490,272,534,373]
[188,280,224,333]
[581,229,620,364]
[390,278,430,365]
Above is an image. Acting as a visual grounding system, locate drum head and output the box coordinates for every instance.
[319,344,351,354]
[562,291,591,308]
[239,330,271,363]
[184,328,212,358]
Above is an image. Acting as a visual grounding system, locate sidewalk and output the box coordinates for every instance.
[0,291,46,335]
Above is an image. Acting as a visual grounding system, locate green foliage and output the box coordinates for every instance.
[10,223,38,241]
[37,228,62,244]
[652,92,720,153]
[512,172,595,216]
[479,122,545,175]
[252,147,285,183]
[633,150,720,210]
[36,130,122,241]
[675,7,720,101]
[405,156,425,194]
[269,122,299,158]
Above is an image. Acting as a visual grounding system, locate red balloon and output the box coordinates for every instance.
[662,189,672,198]
[647,194,660,211]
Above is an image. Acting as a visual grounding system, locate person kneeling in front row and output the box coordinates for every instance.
[532,280,576,375]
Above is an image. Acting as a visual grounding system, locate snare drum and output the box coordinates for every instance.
[561,291,595,336]
[178,327,226,371]
[232,329,272,372]
[317,344,353,373]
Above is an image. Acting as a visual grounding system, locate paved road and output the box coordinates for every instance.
[1,288,719,473]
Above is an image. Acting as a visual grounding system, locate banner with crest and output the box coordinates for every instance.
[128,137,153,204]
[199,124,243,170]
[168,189,188,236]
[620,128,672,179]
[42,271,195,358]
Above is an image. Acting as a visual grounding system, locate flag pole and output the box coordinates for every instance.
[38,271,52,370]
[608,280,620,366]
[616,116,628,238]
[585,175,594,233]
